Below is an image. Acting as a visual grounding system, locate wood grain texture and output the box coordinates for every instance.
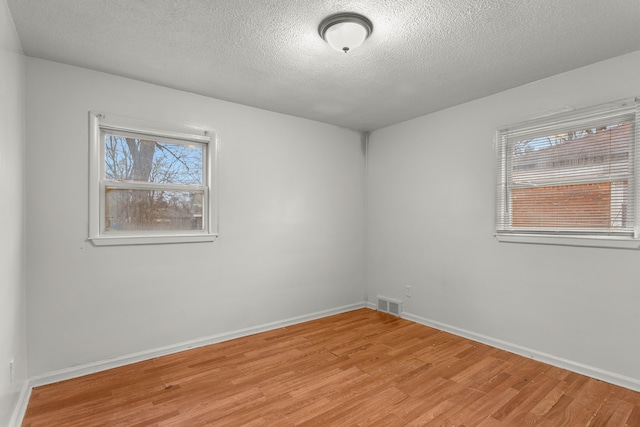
[22,309,640,426]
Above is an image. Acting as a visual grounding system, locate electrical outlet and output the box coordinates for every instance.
[9,359,14,384]
[405,285,412,298]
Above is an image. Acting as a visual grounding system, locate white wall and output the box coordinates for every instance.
[367,50,640,388]
[25,58,365,377]
[0,0,27,424]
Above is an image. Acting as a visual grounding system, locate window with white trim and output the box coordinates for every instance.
[495,98,640,249]
[89,112,218,246]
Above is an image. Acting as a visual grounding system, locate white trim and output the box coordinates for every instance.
[89,112,101,242]
[497,97,637,137]
[208,134,219,239]
[494,233,640,249]
[211,132,221,239]
[29,302,366,388]
[88,111,218,245]
[9,381,31,427]
[401,310,640,392]
[103,181,208,192]
[90,233,218,246]
[634,102,640,238]
[15,301,639,426]
[98,113,210,144]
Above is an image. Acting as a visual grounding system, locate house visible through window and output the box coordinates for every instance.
[89,112,218,245]
[495,98,640,248]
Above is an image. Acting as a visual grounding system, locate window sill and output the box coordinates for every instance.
[495,233,640,249]
[89,233,218,246]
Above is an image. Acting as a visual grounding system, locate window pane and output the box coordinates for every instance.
[509,124,632,229]
[104,188,204,232]
[511,181,628,229]
[104,133,203,185]
[511,122,631,185]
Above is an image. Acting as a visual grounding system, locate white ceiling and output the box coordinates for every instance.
[7,0,640,131]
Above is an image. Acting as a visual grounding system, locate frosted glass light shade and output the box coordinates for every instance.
[325,22,367,53]
[319,13,373,53]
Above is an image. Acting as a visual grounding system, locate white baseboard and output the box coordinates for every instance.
[9,381,31,427]
[29,302,366,388]
[402,311,640,393]
[21,302,638,427]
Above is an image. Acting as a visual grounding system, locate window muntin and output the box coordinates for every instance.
[89,113,217,245]
[496,99,639,246]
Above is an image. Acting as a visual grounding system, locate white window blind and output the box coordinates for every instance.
[496,99,639,243]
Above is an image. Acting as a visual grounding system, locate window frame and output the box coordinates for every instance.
[494,98,640,249]
[89,112,219,246]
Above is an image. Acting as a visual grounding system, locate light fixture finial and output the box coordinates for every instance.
[319,13,373,54]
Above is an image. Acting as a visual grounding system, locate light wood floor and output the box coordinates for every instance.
[23,308,640,426]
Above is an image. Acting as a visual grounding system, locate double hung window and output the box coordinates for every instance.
[495,99,640,248]
[89,112,218,245]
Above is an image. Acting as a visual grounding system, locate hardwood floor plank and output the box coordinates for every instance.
[22,309,640,426]
[625,404,640,426]
[587,397,634,427]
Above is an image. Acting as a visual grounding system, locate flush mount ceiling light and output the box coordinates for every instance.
[319,13,373,53]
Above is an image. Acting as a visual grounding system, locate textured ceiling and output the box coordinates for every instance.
[7,0,640,131]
